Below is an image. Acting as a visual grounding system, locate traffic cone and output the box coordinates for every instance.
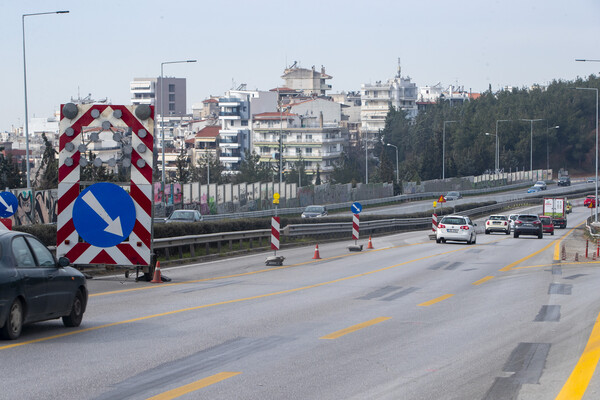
[367,236,374,249]
[151,261,162,283]
[312,244,321,259]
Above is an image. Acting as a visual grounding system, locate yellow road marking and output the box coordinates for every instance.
[472,276,494,285]
[146,372,241,400]
[418,294,454,306]
[555,312,600,400]
[91,243,421,297]
[320,317,391,339]
[553,222,584,262]
[499,240,557,272]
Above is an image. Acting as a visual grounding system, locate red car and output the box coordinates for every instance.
[584,195,597,208]
[539,215,554,235]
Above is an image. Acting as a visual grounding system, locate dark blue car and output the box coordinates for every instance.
[0,231,88,340]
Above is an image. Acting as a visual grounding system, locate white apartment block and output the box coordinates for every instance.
[219,88,278,174]
[130,77,188,117]
[252,109,345,183]
[360,63,418,145]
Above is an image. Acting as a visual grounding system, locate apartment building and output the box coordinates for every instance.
[218,88,277,174]
[252,103,345,183]
[130,77,187,116]
[280,63,332,96]
[360,63,418,145]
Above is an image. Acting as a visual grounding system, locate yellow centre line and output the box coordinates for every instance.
[146,372,241,400]
[472,276,494,285]
[1,244,469,351]
[320,317,391,339]
[555,312,600,400]
[418,294,454,306]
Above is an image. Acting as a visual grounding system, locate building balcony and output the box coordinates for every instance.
[131,98,153,105]
[220,156,242,163]
[219,98,243,106]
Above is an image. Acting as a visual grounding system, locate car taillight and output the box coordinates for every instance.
[515,220,522,224]
[460,225,469,230]
[533,221,541,225]
[503,221,507,226]
[438,224,446,229]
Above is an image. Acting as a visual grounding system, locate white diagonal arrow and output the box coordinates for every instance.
[82,190,123,237]
[0,195,13,214]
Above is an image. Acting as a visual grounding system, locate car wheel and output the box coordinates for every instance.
[538,232,543,239]
[436,238,441,244]
[514,233,519,238]
[62,290,84,327]
[0,298,23,340]
[471,235,476,244]
[505,230,510,235]
[551,231,554,236]
[485,229,490,235]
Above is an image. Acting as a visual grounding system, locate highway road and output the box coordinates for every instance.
[3,204,600,399]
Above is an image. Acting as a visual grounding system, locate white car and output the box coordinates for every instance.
[534,181,547,190]
[485,214,510,235]
[508,214,519,231]
[436,215,477,244]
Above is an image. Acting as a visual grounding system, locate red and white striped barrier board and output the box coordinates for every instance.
[271,216,280,250]
[352,214,360,240]
[57,104,154,266]
[432,213,438,232]
[0,218,12,230]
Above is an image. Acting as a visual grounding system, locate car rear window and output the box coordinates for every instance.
[441,217,466,225]
[540,217,552,223]
[489,216,506,221]
[519,215,538,222]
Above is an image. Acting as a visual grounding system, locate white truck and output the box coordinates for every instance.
[543,197,567,229]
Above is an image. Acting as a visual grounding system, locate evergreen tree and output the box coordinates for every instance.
[35,133,58,189]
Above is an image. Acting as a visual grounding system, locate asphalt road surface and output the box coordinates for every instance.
[2,204,600,399]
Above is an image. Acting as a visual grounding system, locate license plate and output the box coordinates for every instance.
[493,222,500,225]
[524,223,532,227]
[447,229,458,233]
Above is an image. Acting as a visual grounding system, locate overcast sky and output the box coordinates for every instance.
[2,0,599,132]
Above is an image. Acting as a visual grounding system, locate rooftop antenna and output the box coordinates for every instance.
[397,57,401,78]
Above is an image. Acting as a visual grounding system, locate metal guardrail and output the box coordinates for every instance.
[154,198,544,263]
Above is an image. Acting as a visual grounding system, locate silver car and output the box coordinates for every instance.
[436,215,477,244]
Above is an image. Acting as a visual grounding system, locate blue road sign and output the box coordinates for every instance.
[0,192,18,218]
[351,202,363,214]
[73,182,136,248]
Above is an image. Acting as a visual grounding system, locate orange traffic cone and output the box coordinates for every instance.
[151,261,162,283]
[367,236,374,249]
[313,244,321,259]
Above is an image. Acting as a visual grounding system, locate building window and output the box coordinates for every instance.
[168,84,175,92]
[169,94,175,101]
[296,148,301,155]
[241,120,248,126]
[169,103,175,111]
[305,148,312,155]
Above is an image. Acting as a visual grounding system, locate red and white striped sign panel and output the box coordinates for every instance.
[271,216,280,250]
[432,213,438,232]
[57,104,154,266]
[352,214,359,240]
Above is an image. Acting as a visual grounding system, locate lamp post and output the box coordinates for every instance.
[576,87,598,222]
[520,119,544,180]
[22,10,69,191]
[160,60,196,186]
[386,143,399,184]
[546,125,559,173]
[494,119,511,172]
[442,121,457,179]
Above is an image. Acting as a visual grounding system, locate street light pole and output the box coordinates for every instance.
[442,121,457,179]
[576,87,599,222]
[520,119,543,180]
[386,143,399,184]
[484,132,497,173]
[160,59,196,186]
[546,125,559,173]
[22,10,69,191]
[495,120,511,172]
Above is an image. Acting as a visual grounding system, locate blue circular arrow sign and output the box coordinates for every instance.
[0,192,18,218]
[351,202,362,214]
[73,182,136,248]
